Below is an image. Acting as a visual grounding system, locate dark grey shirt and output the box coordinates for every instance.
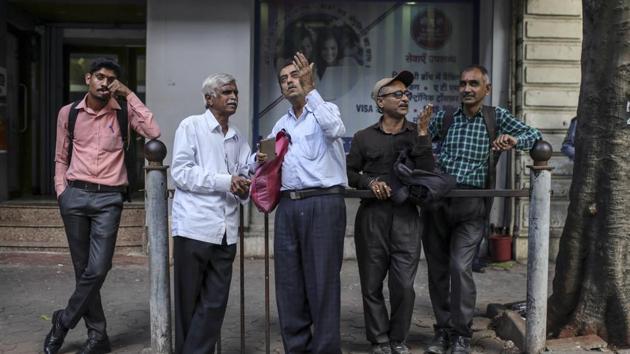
[347,118,434,189]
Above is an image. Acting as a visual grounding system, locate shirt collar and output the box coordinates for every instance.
[204,109,239,141]
[287,104,313,121]
[372,116,416,134]
[75,94,122,114]
[457,105,485,120]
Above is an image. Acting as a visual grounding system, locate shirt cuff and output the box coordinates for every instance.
[359,175,375,190]
[126,92,145,112]
[214,174,233,192]
[305,90,325,111]
[55,183,66,197]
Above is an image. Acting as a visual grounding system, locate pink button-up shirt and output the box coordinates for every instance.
[54,92,160,196]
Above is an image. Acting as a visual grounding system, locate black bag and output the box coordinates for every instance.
[389,148,457,208]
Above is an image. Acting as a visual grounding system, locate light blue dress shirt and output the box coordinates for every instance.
[171,110,252,245]
[268,90,348,190]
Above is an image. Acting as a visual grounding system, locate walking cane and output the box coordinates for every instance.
[264,212,271,354]
[240,204,245,353]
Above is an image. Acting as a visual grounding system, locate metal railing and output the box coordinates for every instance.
[143,139,553,354]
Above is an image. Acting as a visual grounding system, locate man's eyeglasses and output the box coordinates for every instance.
[378,90,413,99]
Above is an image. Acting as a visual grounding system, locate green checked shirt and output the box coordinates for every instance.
[429,106,542,188]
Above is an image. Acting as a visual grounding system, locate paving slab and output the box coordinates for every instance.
[1,252,533,353]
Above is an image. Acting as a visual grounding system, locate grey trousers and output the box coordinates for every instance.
[58,186,123,339]
[422,197,486,337]
[354,200,422,345]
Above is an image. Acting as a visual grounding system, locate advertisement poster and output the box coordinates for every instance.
[257,1,475,150]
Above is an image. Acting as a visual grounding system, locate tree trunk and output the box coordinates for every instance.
[547,0,630,347]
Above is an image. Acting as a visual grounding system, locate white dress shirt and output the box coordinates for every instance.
[171,110,252,245]
[269,89,348,190]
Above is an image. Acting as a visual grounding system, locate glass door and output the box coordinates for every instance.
[64,47,147,200]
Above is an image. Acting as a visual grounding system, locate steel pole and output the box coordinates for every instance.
[145,140,172,354]
[264,212,271,354]
[239,205,245,353]
[525,140,553,354]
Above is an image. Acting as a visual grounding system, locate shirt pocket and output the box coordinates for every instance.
[365,149,383,161]
[101,124,124,153]
[364,149,386,172]
[298,131,325,160]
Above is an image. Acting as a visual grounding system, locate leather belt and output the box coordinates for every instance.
[281,186,345,200]
[68,180,127,193]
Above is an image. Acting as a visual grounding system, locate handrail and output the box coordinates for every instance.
[344,188,529,199]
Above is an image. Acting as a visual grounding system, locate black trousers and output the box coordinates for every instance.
[354,200,422,344]
[274,194,346,354]
[58,186,123,339]
[174,236,236,354]
[422,197,485,338]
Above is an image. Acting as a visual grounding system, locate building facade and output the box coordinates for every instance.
[0,0,582,260]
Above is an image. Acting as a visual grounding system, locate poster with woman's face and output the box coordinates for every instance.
[258,1,475,151]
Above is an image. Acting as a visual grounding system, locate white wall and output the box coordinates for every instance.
[479,0,513,229]
[146,0,254,185]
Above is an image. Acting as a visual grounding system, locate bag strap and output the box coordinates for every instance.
[67,101,81,165]
[440,106,456,140]
[482,105,499,189]
[275,129,291,158]
[117,99,129,150]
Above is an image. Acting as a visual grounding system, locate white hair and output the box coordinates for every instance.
[201,73,236,106]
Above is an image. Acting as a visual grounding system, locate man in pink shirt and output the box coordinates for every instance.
[44,58,160,354]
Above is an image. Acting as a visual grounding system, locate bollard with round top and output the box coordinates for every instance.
[143,138,172,353]
[529,139,553,167]
[144,139,167,166]
[525,138,553,354]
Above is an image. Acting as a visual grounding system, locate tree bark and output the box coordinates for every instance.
[547,0,630,347]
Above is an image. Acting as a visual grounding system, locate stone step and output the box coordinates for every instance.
[0,202,146,254]
[0,203,145,227]
[0,225,145,248]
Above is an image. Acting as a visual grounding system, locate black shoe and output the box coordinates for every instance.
[390,341,410,354]
[43,310,68,354]
[472,262,486,273]
[450,336,471,354]
[371,342,392,354]
[425,328,450,354]
[76,335,111,354]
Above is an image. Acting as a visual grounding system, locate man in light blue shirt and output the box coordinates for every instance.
[258,52,348,353]
[170,73,251,354]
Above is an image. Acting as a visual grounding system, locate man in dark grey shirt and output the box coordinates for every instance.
[346,71,433,354]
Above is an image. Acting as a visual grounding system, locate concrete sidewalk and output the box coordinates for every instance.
[0,252,527,353]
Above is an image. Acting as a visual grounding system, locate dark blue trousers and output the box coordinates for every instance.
[274,193,346,354]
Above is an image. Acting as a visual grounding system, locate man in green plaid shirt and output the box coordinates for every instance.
[423,65,541,354]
